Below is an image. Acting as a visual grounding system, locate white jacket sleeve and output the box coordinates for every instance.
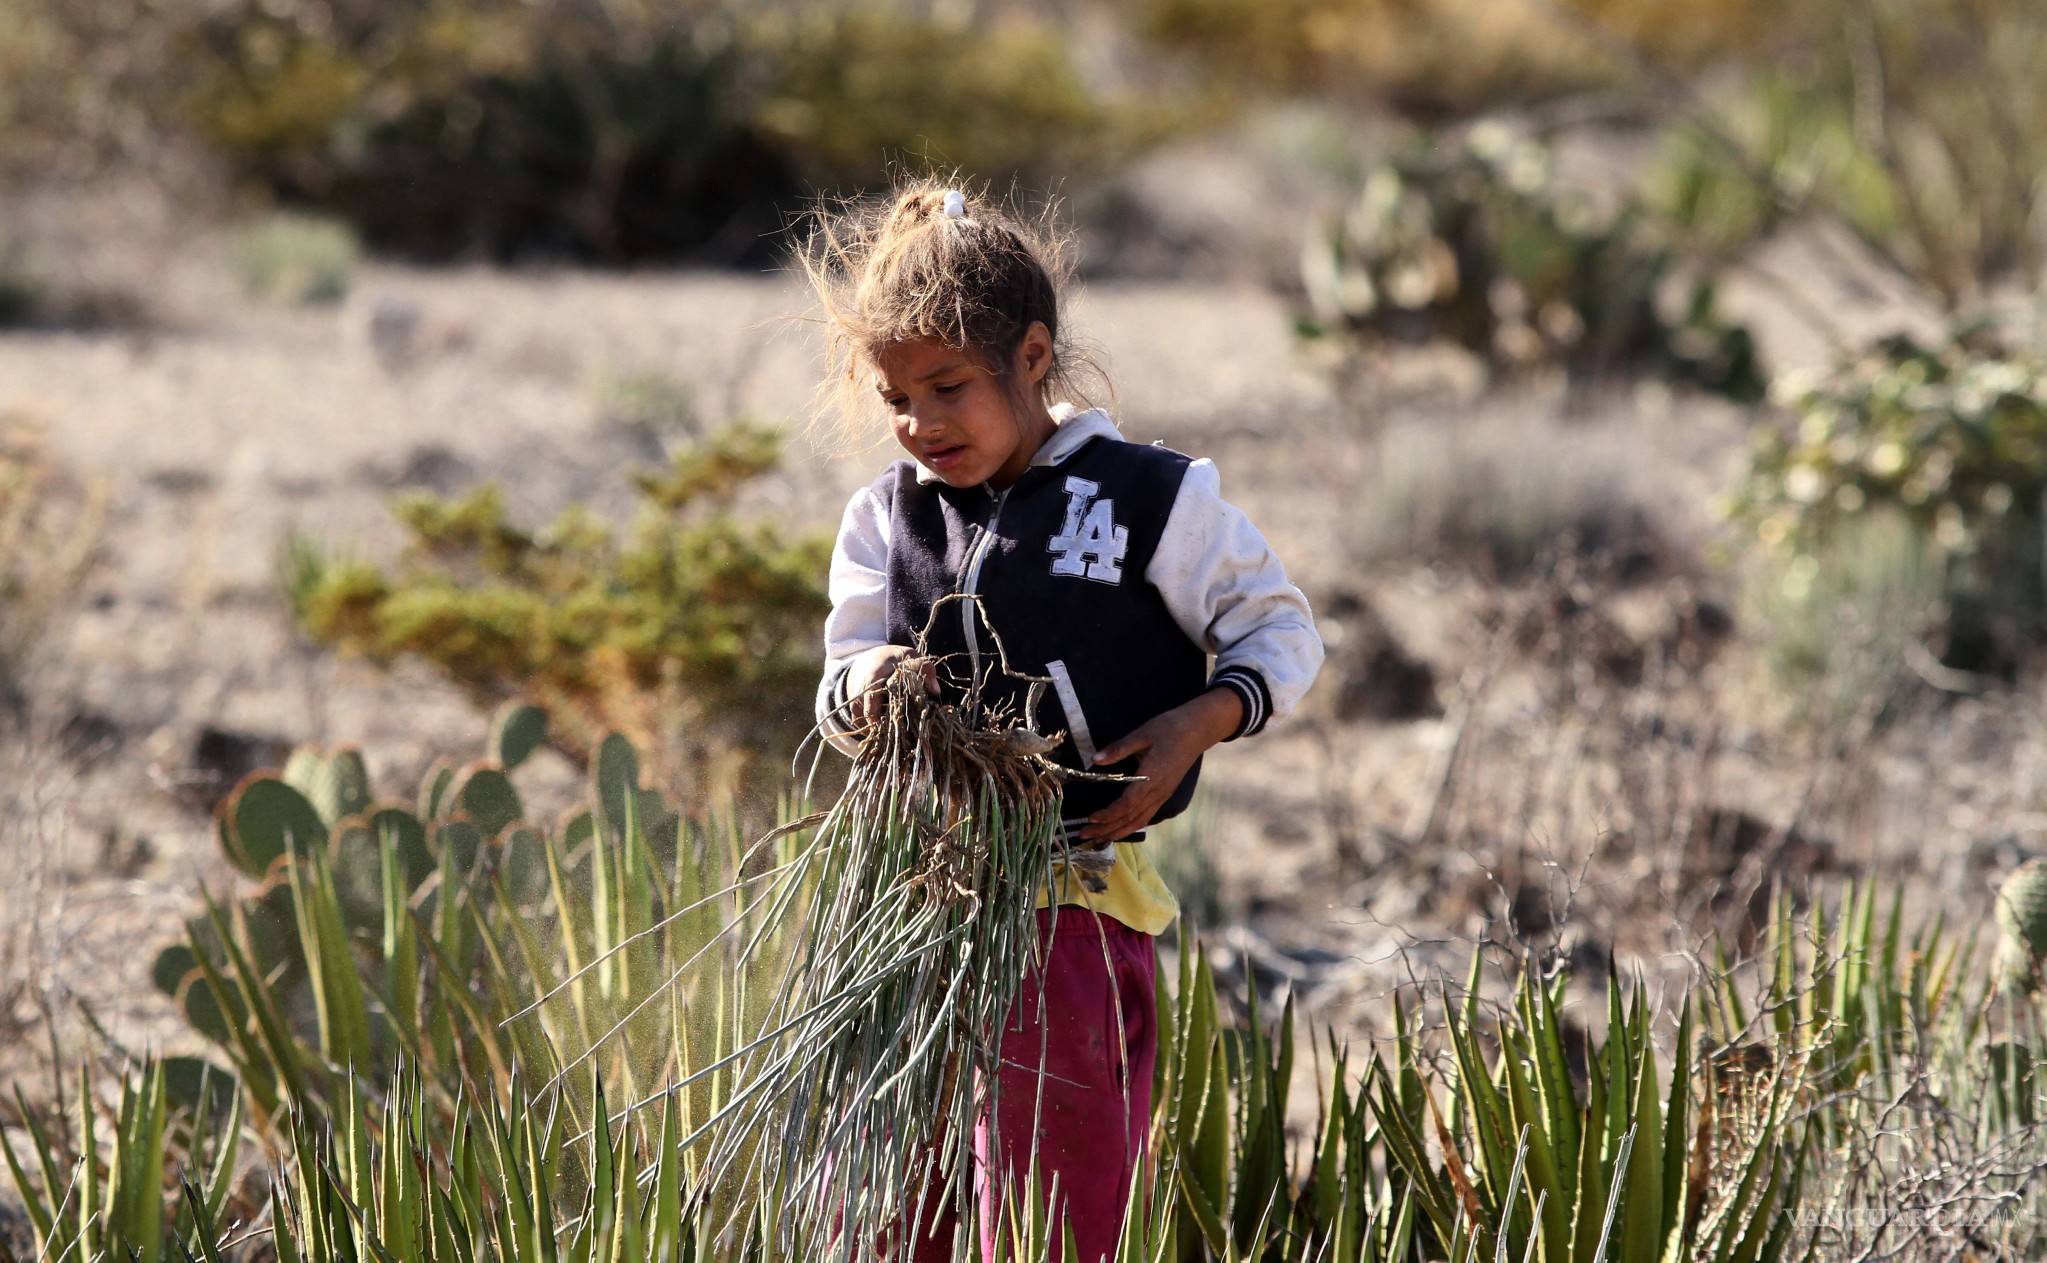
[815,484,894,758]
[1145,457,1324,739]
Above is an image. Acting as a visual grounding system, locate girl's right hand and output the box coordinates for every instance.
[845,645,940,726]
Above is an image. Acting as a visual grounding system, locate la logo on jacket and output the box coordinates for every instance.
[1048,475,1128,584]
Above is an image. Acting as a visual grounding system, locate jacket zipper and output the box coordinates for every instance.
[960,482,1010,685]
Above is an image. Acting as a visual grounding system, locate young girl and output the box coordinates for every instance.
[799,176,1323,1261]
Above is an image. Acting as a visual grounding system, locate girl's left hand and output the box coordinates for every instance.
[1076,689,1243,842]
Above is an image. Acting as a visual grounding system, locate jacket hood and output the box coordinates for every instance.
[910,401,1121,485]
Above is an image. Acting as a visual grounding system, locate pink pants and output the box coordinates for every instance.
[896,906,1158,1263]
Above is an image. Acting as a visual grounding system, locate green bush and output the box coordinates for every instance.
[1723,315,2047,677]
[173,1,1179,262]
[1131,0,1805,118]
[188,4,792,262]
[1645,0,2047,309]
[1650,71,1898,264]
[748,5,1175,195]
[1298,125,1764,402]
[230,211,358,304]
[15,864,2040,1260]
[286,414,829,807]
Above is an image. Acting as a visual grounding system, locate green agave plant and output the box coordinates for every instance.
[10,899,2045,1261]
[0,928,1838,1263]
[12,708,2045,1261]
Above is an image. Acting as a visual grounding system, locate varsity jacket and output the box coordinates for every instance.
[814,402,1324,842]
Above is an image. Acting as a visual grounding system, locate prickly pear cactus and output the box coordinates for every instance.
[1995,859,2047,995]
[1297,124,1761,402]
[591,731,640,837]
[172,709,555,1085]
[153,706,734,1123]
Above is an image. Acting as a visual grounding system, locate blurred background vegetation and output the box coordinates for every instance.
[2,0,2043,890]
[1,0,2030,269]
[1,0,2043,957]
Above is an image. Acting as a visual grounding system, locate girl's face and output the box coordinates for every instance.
[870,326,1054,491]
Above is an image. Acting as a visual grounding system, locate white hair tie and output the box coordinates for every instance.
[941,189,966,219]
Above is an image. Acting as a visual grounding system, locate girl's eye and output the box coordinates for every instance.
[936,383,963,395]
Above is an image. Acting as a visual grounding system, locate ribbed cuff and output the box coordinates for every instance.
[820,663,856,739]
[1210,665,1273,740]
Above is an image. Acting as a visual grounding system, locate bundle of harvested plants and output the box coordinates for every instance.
[682,594,1130,1257]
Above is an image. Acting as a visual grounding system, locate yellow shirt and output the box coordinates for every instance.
[1038,837,1179,936]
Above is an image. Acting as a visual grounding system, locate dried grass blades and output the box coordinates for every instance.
[687,593,1124,1258]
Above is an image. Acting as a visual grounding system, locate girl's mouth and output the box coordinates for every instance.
[926,444,967,470]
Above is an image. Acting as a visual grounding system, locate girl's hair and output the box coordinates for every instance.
[787,169,1111,457]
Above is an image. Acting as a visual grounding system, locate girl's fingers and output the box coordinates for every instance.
[1085,787,1150,839]
[1097,730,1154,766]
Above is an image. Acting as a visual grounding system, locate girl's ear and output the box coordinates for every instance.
[1016,320,1053,387]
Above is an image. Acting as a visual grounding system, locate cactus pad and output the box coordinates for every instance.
[419,757,458,822]
[455,764,522,838]
[221,776,327,878]
[367,806,433,890]
[489,701,549,770]
[288,746,373,827]
[591,732,640,840]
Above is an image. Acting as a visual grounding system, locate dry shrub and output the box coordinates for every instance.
[749,5,1174,193]
[1134,0,1806,116]
[0,414,105,723]
[173,0,1177,262]
[0,227,154,333]
[1735,506,1947,729]
[0,0,202,185]
[0,415,105,1053]
[1347,401,1691,585]
[230,212,359,305]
